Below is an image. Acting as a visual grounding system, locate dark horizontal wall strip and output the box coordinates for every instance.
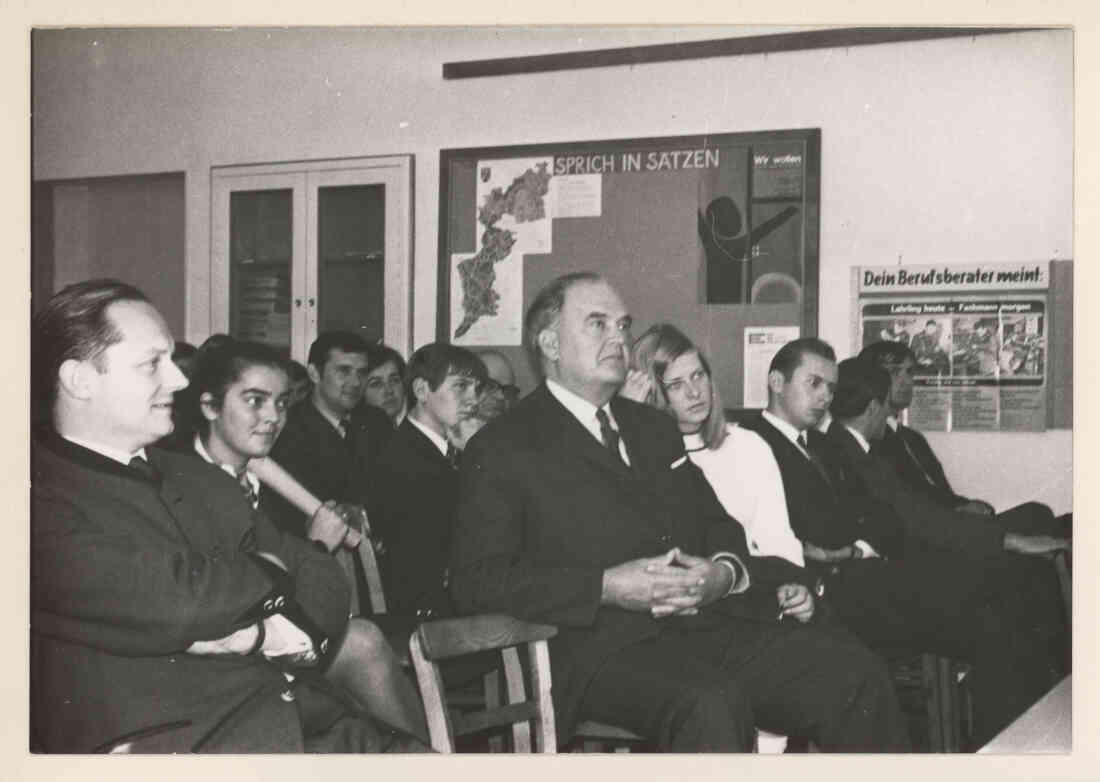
[443,26,1046,80]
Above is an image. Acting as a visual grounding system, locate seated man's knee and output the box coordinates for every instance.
[664,683,753,751]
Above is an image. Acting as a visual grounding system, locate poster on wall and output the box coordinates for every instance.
[743,326,800,409]
[438,130,820,404]
[857,262,1050,432]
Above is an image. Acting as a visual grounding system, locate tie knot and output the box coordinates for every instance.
[797,432,809,451]
[445,442,460,470]
[128,455,160,484]
[236,469,258,508]
[337,418,350,439]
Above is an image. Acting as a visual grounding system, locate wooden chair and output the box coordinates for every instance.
[335,538,387,616]
[409,614,557,752]
[887,651,967,752]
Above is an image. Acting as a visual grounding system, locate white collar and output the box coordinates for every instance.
[886,415,900,431]
[408,412,450,457]
[194,434,260,495]
[62,434,146,466]
[843,424,872,454]
[761,409,805,448]
[546,378,621,439]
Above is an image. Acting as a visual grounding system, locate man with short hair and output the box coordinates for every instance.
[474,349,520,420]
[264,331,394,606]
[744,341,1065,747]
[859,339,1071,537]
[372,342,487,617]
[450,272,909,752]
[30,280,426,753]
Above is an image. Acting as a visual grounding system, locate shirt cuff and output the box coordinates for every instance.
[853,540,881,559]
[711,551,751,596]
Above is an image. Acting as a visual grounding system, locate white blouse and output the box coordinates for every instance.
[684,423,805,567]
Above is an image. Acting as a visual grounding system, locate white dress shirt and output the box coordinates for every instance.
[546,378,630,465]
[407,413,449,457]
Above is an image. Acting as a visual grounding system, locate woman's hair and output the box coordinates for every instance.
[631,323,728,450]
[190,335,288,438]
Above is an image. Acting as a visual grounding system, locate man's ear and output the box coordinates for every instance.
[766,369,785,396]
[410,376,430,404]
[57,358,96,401]
[306,364,322,386]
[199,391,219,422]
[537,328,560,362]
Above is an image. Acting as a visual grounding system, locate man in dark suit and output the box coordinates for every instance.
[30,280,427,752]
[450,272,908,752]
[264,331,395,607]
[373,342,486,618]
[859,340,1071,538]
[744,339,1063,747]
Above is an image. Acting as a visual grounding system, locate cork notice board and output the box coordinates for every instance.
[437,129,821,405]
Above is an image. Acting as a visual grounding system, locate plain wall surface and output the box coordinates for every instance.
[31,26,1073,513]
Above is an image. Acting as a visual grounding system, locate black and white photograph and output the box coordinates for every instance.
[16,10,1091,777]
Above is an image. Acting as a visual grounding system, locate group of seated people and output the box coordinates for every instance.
[30,272,1069,754]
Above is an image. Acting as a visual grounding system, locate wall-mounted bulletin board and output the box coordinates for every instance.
[852,260,1073,431]
[437,129,821,406]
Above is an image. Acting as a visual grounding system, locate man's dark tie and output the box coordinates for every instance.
[128,455,161,485]
[237,470,259,509]
[445,442,460,470]
[337,418,350,440]
[595,408,625,465]
[797,433,835,490]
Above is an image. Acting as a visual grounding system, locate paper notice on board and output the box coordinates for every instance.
[552,174,602,218]
[744,326,800,408]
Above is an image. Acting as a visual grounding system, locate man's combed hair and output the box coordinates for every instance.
[406,342,488,400]
[859,339,915,368]
[31,278,150,422]
[830,357,891,420]
[523,271,602,376]
[768,337,836,380]
[307,331,369,371]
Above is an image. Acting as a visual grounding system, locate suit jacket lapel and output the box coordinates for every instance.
[530,385,634,481]
[400,418,452,474]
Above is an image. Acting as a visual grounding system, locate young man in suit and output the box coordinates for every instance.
[372,342,486,618]
[744,339,1065,748]
[30,280,427,752]
[264,331,395,607]
[449,272,909,752]
[859,339,1071,538]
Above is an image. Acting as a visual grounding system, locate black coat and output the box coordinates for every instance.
[31,433,350,752]
[449,385,807,739]
[744,413,904,559]
[264,400,394,535]
[372,418,458,617]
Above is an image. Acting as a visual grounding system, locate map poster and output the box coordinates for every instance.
[450,157,553,346]
[859,298,1047,431]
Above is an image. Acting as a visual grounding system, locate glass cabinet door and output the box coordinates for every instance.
[212,157,412,361]
[228,188,294,355]
[315,183,385,344]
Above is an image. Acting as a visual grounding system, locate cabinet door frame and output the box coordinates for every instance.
[211,155,413,360]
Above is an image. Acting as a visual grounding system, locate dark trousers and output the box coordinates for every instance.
[576,620,909,752]
[825,552,1055,748]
